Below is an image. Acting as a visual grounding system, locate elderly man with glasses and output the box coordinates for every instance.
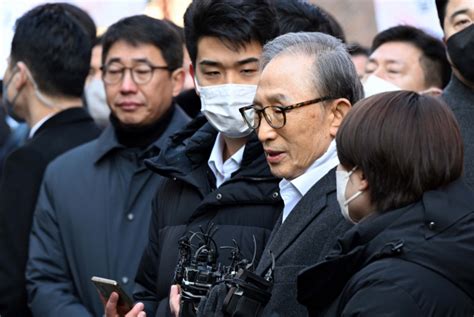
[197,32,364,317]
[25,15,190,317]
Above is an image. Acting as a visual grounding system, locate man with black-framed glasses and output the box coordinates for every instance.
[25,15,190,317]
[239,96,334,130]
[199,31,364,317]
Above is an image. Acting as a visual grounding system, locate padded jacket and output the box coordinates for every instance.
[298,179,474,316]
[134,116,283,316]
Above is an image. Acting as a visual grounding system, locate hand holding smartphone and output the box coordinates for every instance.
[91,276,134,312]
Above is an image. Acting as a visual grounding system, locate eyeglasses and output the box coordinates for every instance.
[101,61,171,85]
[239,96,333,130]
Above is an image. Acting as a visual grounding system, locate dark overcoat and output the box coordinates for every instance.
[0,107,100,317]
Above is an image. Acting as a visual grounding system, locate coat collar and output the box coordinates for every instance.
[443,74,474,110]
[145,115,275,185]
[33,107,92,138]
[422,178,474,238]
[92,105,189,164]
[256,168,337,274]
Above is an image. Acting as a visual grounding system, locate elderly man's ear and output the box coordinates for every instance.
[329,98,351,138]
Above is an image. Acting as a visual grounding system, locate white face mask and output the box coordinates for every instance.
[84,78,110,127]
[336,166,364,224]
[195,80,256,138]
[362,74,400,97]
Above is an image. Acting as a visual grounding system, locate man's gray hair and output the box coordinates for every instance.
[261,32,364,104]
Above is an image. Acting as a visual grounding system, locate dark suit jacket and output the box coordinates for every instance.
[0,107,100,317]
[442,75,474,190]
[256,169,352,317]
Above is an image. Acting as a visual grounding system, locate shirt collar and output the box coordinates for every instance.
[208,132,245,187]
[29,113,55,138]
[291,140,338,196]
[279,140,339,222]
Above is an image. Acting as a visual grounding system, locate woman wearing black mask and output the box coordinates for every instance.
[297,91,474,316]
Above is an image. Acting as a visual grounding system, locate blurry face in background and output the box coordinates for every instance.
[103,40,183,126]
[86,44,103,84]
[365,41,427,92]
[351,54,368,79]
[194,36,262,87]
[182,45,194,91]
[443,0,474,39]
[84,44,110,127]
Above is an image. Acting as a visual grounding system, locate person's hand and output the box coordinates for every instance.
[104,292,146,317]
[169,284,181,317]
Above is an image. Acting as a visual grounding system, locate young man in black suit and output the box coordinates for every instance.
[0,4,101,316]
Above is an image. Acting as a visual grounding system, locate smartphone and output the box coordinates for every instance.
[91,276,134,311]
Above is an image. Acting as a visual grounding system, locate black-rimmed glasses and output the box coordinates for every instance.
[239,96,333,130]
[101,61,171,85]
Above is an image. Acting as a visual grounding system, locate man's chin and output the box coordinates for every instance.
[268,166,287,180]
[114,113,145,126]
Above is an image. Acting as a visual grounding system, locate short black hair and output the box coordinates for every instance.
[274,0,345,41]
[371,25,451,88]
[337,91,463,212]
[10,3,92,97]
[435,0,448,30]
[183,0,279,66]
[57,2,96,44]
[101,15,183,72]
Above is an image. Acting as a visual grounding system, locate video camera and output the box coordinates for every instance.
[173,223,273,317]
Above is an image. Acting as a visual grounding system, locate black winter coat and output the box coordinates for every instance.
[134,116,283,316]
[297,179,474,316]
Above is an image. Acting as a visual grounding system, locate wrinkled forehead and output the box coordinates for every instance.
[255,54,315,104]
[103,40,165,65]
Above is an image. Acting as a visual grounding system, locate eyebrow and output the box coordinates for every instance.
[254,93,291,106]
[198,57,260,67]
[106,57,151,64]
[198,60,221,67]
[368,58,402,65]
[236,57,259,66]
[269,93,290,103]
[450,8,470,22]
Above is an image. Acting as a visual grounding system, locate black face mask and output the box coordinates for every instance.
[447,24,474,83]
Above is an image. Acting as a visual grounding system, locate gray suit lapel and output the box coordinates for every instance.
[257,169,336,274]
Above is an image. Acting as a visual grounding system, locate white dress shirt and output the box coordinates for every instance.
[208,132,246,188]
[279,140,339,223]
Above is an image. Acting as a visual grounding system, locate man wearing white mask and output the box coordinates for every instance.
[105,1,283,316]
[363,25,450,97]
[84,36,111,128]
